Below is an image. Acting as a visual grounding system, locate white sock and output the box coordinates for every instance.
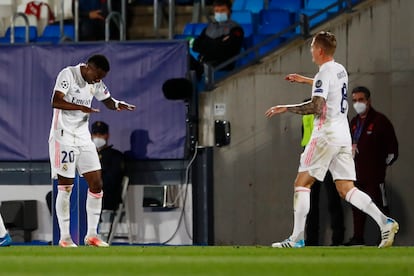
[0,214,7,237]
[345,187,388,228]
[290,187,311,241]
[86,190,103,237]
[56,185,73,240]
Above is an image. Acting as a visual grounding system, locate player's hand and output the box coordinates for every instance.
[81,106,100,113]
[89,10,105,20]
[285,73,304,82]
[117,101,136,111]
[265,105,287,117]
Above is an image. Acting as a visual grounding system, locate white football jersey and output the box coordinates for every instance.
[49,64,111,146]
[311,60,351,146]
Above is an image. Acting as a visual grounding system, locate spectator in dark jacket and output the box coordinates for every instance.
[190,0,244,79]
[345,86,399,246]
[91,121,125,212]
[76,0,122,41]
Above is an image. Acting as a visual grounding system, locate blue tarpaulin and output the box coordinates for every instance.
[0,41,188,160]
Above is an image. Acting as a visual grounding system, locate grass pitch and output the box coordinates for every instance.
[0,246,413,275]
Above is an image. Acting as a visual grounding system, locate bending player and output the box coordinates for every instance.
[265,31,398,248]
[49,54,135,247]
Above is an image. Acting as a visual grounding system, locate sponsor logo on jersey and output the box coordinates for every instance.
[314,88,323,93]
[315,80,322,88]
[62,164,68,171]
[71,97,92,106]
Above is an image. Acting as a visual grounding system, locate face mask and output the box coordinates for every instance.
[353,102,367,114]
[92,137,106,149]
[214,12,228,23]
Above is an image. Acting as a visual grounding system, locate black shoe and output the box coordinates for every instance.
[343,237,365,246]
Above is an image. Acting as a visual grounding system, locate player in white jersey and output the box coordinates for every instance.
[265,31,398,248]
[49,54,135,247]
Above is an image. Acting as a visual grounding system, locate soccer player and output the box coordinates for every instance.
[0,214,12,246]
[49,54,135,247]
[265,31,399,248]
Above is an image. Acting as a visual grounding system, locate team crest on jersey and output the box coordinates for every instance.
[60,80,69,89]
[62,164,68,171]
[315,80,322,88]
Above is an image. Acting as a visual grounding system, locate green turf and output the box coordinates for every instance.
[0,246,413,275]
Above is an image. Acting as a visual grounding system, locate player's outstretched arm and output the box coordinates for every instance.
[286,96,325,115]
[52,91,99,113]
[102,97,136,111]
[285,73,314,85]
[265,96,325,117]
[265,105,287,117]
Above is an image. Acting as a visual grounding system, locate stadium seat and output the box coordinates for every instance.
[0,26,37,43]
[268,0,303,12]
[258,9,293,35]
[232,0,246,11]
[174,23,207,60]
[231,10,253,25]
[193,23,207,35]
[174,23,206,40]
[16,1,54,35]
[232,0,264,14]
[252,9,293,55]
[239,23,254,48]
[182,22,207,36]
[37,24,75,43]
[290,0,343,34]
[245,0,264,14]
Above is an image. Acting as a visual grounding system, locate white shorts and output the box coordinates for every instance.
[49,139,101,179]
[298,137,356,182]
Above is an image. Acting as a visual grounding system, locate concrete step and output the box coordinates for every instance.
[127,3,212,39]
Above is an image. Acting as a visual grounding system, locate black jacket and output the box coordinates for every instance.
[98,145,125,211]
[193,20,244,70]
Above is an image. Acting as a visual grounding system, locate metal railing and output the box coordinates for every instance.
[58,0,127,42]
[106,0,126,41]
[202,0,358,90]
[10,12,29,44]
[154,0,176,39]
[105,12,125,41]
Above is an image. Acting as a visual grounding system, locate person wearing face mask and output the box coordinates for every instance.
[345,86,399,246]
[91,121,125,222]
[190,0,244,79]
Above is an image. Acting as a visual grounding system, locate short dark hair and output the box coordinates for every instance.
[88,54,110,72]
[352,86,371,100]
[91,121,109,134]
[213,0,232,9]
